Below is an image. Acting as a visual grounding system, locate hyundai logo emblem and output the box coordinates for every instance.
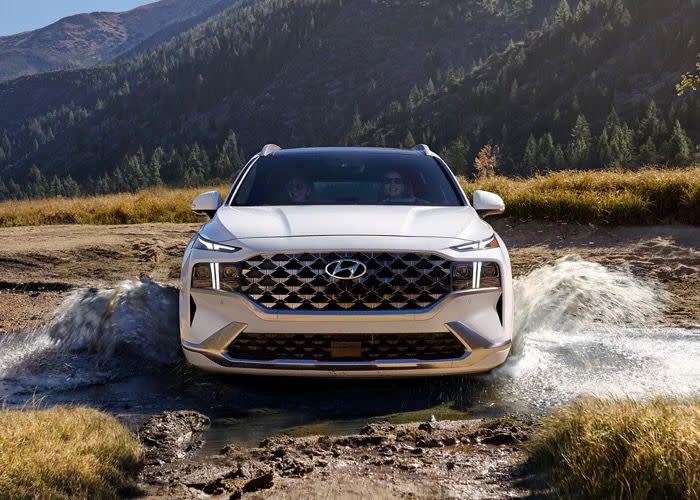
[325,259,367,280]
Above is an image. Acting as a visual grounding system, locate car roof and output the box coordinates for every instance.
[267,147,429,158]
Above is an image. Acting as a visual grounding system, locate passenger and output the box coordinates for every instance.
[382,169,418,203]
[285,175,312,203]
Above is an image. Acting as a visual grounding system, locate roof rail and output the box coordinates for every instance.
[260,144,281,157]
[411,144,431,155]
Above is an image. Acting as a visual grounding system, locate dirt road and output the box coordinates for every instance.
[0,220,697,332]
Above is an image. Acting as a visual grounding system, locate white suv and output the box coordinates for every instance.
[180,145,512,377]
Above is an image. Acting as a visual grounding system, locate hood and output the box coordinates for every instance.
[201,205,492,242]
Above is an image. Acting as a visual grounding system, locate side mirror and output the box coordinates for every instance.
[472,190,505,218]
[191,191,222,218]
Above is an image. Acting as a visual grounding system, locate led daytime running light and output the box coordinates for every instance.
[451,235,499,252]
[194,236,241,253]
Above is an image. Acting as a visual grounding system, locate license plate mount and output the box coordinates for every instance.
[330,341,362,358]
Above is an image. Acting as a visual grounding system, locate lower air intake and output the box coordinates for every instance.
[227,332,466,362]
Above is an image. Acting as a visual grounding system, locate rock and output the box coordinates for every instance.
[138,410,210,464]
[479,432,520,446]
[416,437,444,448]
[417,421,434,433]
[360,421,396,435]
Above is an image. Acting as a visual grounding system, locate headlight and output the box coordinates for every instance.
[192,263,215,289]
[219,263,241,292]
[193,236,241,253]
[191,262,241,292]
[451,235,500,251]
[451,261,501,290]
[479,262,501,288]
[452,264,474,291]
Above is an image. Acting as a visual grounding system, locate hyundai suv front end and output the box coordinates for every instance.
[180,145,512,377]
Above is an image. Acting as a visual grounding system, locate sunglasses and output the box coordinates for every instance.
[383,177,403,185]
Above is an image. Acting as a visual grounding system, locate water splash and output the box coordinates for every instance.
[494,256,698,407]
[511,255,669,355]
[46,278,180,364]
[0,278,179,396]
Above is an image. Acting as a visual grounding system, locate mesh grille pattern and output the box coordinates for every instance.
[240,252,452,311]
[227,332,466,362]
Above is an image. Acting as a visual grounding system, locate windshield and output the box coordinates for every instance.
[231,150,463,206]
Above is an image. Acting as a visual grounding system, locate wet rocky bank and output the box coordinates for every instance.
[137,410,543,499]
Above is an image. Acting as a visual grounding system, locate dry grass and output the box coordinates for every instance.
[0,186,228,227]
[463,166,700,225]
[0,166,697,227]
[528,398,700,499]
[0,406,142,499]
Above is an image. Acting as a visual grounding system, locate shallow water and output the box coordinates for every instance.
[0,257,698,450]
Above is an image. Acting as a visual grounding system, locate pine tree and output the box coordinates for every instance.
[62,176,81,197]
[608,122,634,167]
[408,85,422,109]
[49,176,62,197]
[403,130,416,149]
[8,179,22,199]
[537,133,555,171]
[2,130,11,158]
[667,120,692,165]
[27,165,48,198]
[567,114,592,168]
[597,128,613,166]
[0,177,8,200]
[148,147,165,186]
[638,136,657,165]
[95,174,111,195]
[553,144,566,170]
[439,138,470,176]
[523,134,538,174]
[425,78,436,96]
[553,0,572,28]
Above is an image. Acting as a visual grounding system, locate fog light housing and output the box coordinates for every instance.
[192,263,214,289]
[479,262,501,288]
[219,263,241,292]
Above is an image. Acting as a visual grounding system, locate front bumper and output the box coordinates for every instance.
[181,287,512,378]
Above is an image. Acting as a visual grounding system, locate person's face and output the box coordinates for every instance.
[383,171,404,198]
[287,177,311,203]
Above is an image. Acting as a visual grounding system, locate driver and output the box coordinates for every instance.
[285,175,312,203]
[382,169,417,203]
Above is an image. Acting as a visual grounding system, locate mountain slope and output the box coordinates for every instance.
[0,0,551,181]
[0,0,697,195]
[0,0,237,82]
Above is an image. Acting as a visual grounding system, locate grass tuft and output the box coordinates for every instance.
[528,398,700,499]
[0,406,142,500]
[0,166,697,227]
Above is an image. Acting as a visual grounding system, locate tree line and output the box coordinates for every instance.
[0,130,244,201]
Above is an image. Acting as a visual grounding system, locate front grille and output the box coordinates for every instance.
[227,332,467,362]
[240,252,451,311]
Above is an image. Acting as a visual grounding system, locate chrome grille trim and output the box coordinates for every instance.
[240,252,452,311]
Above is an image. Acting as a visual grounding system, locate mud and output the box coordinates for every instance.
[137,411,541,499]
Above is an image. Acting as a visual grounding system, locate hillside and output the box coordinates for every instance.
[0,0,698,198]
[0,0,237,82]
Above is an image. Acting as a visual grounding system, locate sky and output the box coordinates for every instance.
[0,0,157,36]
